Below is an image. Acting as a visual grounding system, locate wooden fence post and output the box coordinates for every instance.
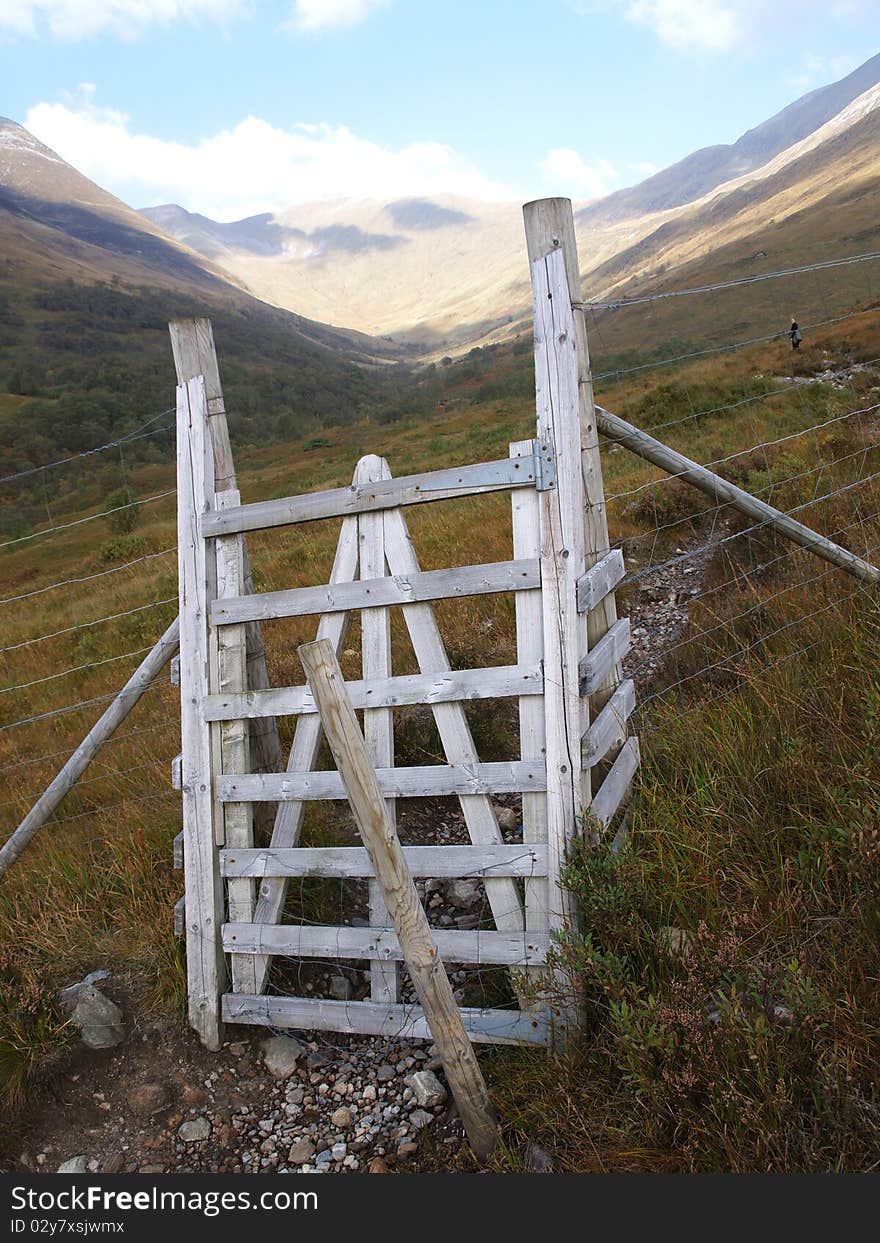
[524,197,620,1042]
[177,375,225,1050]
[169,319,284,832]
[298,637,498,1161]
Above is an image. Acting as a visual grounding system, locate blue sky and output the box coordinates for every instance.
[2,1,878,220]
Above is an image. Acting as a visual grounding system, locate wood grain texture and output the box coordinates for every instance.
[176,376,225,1050]
[576,548,626,614]
[579,618,631,696]
[357,455,398,1005]
[222,994,551,1046]
[581,678,636,767]
[201,453,539,537]
[299,637,498,1159]
[221,843,547,879]
[217,760,547,802]
[590,736,640,828]
[224,924,550,966]
[203,663,543,721]
[211,558,540,626]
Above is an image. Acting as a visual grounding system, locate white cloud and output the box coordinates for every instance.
[540,148,620,200]
[0,0,249,40]
[576,0,871,54]
[23,94,512,218]
[289,0,389,32]
[624,0,738,51]
[788,51,861,93]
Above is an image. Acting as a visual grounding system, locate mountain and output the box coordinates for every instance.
[0,119,412,490]
[139,53,880,350]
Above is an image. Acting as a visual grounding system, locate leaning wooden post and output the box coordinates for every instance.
[177,375,226,1050]
[298,637,499,1161]
[0,617,179,881]
[596,404,880,584]
[169,319,284,833]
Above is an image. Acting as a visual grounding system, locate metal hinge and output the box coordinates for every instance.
[532,440,556,491]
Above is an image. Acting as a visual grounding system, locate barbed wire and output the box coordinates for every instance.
[578,249,880,313]
[0,408,174,485]
[0,546,176,608]
[0,596,178,654]
[0,643,159,697]
[0,489,176,552]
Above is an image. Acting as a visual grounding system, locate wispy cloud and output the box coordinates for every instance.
[24,89,512,218]
[0,0,250,40]
[540,148,620,200]
[575,0,871,55]
[787,51,861,93]
[288,0,390,32]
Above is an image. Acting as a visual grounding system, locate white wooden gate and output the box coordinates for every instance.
[175,198,638,1051]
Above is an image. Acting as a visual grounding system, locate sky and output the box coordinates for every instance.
[2,0,879,221]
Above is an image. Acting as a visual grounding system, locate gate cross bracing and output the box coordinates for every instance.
[175,199,639,1051]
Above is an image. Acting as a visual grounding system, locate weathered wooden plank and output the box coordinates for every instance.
[524,211,590,1047]
[173,895,186,939]
[170,319,284,824]
[214,489,256,996]
[203,663,543,721]
[250,509,361,995]
[298,637,498,1159]
[357,455,398,1006]
[381,501,527,951]
[590,736,640,828]
[224,924,550,966]
[201,453,540,537]
[218,760,547,802]
[581,678,636,767]
[171,753,183,791]
[222,994,552,1046]
[173,829,184,870]
[510,438,550,979]
[576,548,625,614]
[597,404,880,585]
[211,558,540,626]
[221,843,548,879]
[176,375,225,1050]
[578,618,631,697]
[170,653,181,686]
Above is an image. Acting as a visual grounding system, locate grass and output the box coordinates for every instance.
[1,303,880,1170]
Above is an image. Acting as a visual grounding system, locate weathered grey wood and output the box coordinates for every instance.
[299,637,498,1159]
[221,843,548,879]
[224,924,550,965]
[170,318,283,830]
[579,618,631,696]
[173,830,184,870]
[581,679,636,767]
[218,760,547,802]
[170,654,181,686]
[173,895,186,939]
[590,736,640,828]
[576,548,625,614]
[381,500,527,955]
[596,404,880,584]
[222,994,551,1046]
[357,454,398,1006]
[204,663,542,721]
[201,452,540,537]
[0,617,180,880]
[525,201,621,701]
[215,489,256,995]
[211,558,540,626]
[250,508,361,994]
[510,438,550,983]
[171,753,183,791]
[176,375,225,1050]
[524,205,591,1045]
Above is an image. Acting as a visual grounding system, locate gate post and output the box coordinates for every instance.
[523,198,619,1042]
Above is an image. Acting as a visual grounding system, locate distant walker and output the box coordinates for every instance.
[790,317,802,350]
